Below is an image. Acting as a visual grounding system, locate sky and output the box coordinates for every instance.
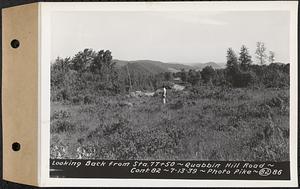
[51,11,290,64]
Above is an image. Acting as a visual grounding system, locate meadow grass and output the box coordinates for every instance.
[50,86,289,161]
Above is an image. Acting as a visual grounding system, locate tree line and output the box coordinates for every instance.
[174,42,289,88]
[51,42,289,103]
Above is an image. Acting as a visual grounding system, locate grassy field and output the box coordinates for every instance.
[50,86,289,161]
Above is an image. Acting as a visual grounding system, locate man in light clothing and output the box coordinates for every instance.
[162,86,167,104]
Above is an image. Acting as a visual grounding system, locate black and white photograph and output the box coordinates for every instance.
[47,2,296,182]
[0,1,297,187]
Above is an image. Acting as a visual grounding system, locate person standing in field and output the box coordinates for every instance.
[162,86,167,104]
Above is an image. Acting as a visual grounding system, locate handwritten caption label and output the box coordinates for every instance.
[51,160,286,178]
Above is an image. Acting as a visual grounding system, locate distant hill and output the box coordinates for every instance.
[191,62,226,70]
[114,59,193,75]
[114,59,225,76]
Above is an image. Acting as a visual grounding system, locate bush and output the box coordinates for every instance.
[225,66,256,88]
[233,71,256,88]
[51,120,76,133]
[250,63,289,88]
[50,110,75,133]
[201,66,215,83]
[169,100,184,110]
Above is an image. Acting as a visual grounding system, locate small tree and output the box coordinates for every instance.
[51,57,71,87]
[226,48,238,70]
[255,42,267,65]
[52,57,71,73]
[238,45,252,71]
[268,51,275,64]
[188,69,201,85]
[180,69,188,82]
[164,72,173,81]
[201,66,215,83]
[90,50,115,76]
[71,48,95,72]
[226,48,239,86]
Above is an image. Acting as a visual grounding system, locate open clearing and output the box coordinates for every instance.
[50,86,289,161]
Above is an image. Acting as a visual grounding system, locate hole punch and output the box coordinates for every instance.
[10,39,20,48]
[12,142,21,151]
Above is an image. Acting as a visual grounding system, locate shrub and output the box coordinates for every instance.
[230,70,256,88]
[169,100,184,110]
[51,120,76,133]
[201,66,215,83]
[51,110,71,120]
[50,110,75,133]
[83,95,93,104]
